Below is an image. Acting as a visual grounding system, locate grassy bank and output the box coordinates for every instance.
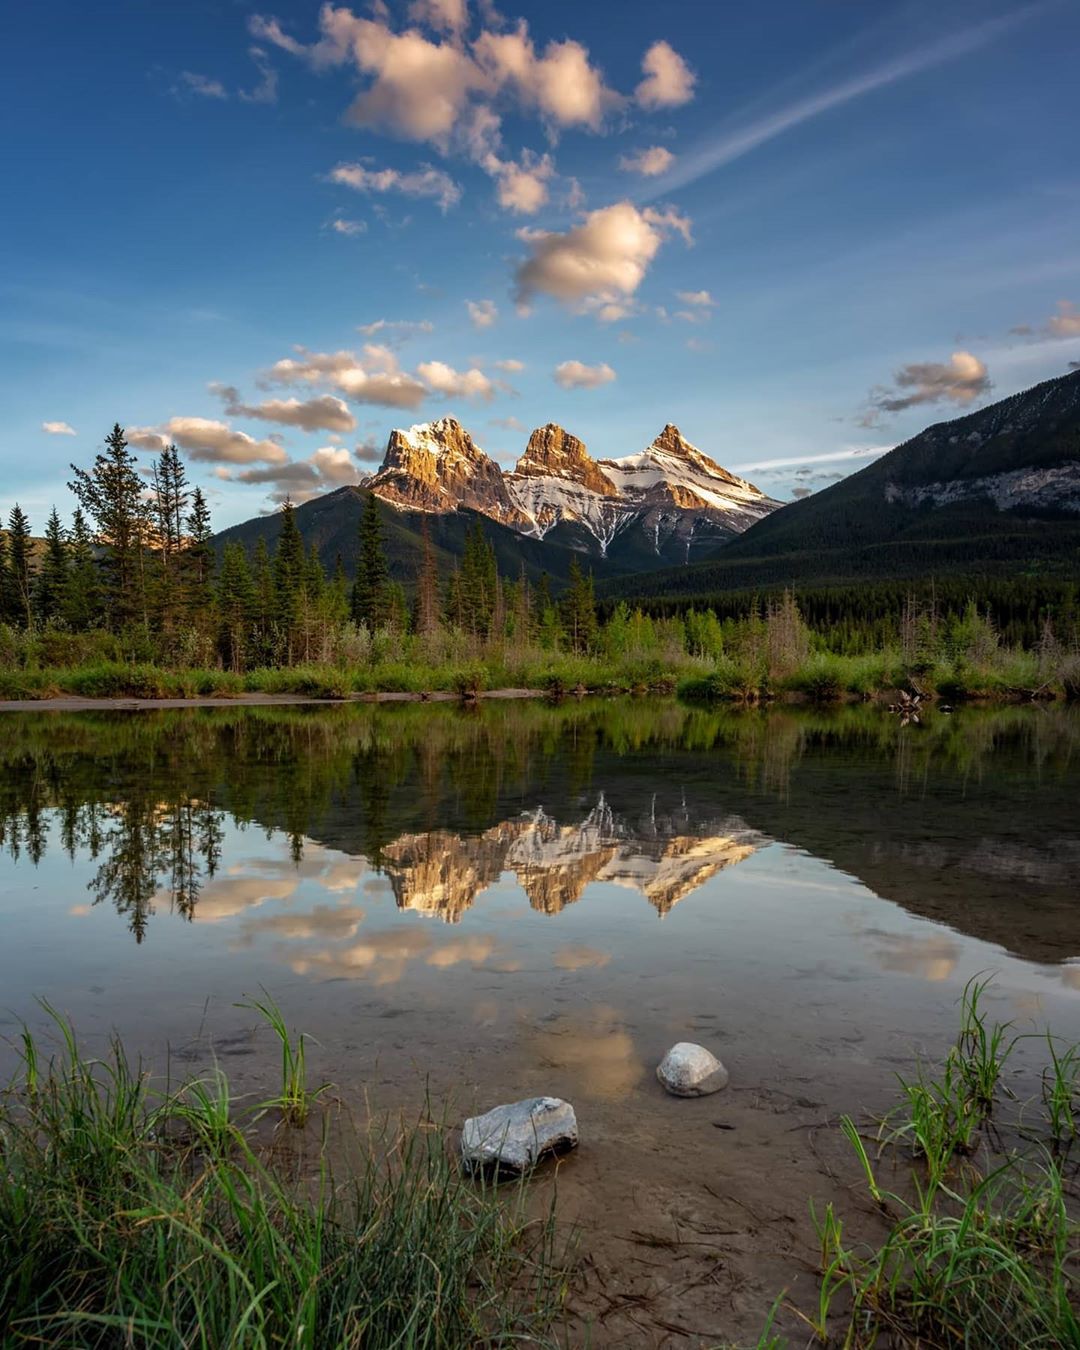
[0,1002,567,1348]
[2,589,1078,705]
[0,648,1076,703]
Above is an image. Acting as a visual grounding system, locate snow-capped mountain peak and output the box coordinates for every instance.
[367,415,780,563]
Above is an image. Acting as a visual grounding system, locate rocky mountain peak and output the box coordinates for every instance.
[652,424,691,456]
[373,418,527,522]
[365,411,778,559]
[514,424,618,497]
[643,424,743,488]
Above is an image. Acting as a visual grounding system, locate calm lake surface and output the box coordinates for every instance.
[3,698,1079,1340]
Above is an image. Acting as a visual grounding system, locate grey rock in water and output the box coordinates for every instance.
[461,1096,578,1172]
[657,1042,729,1097]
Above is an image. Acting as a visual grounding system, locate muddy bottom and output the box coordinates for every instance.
[2,700,1078,1345]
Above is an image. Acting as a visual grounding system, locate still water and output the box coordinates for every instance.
[3,697,1078,1089]
[3,699,1079,1338]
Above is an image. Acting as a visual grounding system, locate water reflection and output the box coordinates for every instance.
[1,701,1078,965]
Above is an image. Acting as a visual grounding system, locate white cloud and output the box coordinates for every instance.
[355,437,384,463]
[1047,300,1080,338]
[177,71,228,99]
[676,288,714,307]
[253,7,623,146]
[330,216,367,236]
[494,358,524,371]
[732,445,890,473]
[128,417,288,465]
[660,11,1034,194]
[618,145,675,177]
[330,161,462,211]
[262,345,428,409]
[213,385,357,432]
[473,24,619,130]
[357,317,434,338]
[553,359,615,389]
[467,298,498,328]
[490,414,524,431]
[416,360,495,400]
[238,46,278,104]
[870,350,991,414]
[483,149,553,213]
[253,9,488,141]
[42,420,76,436]
[513,200,692,315]
[227,445,366,504]
[635,40,695,110]
[408,0,469,37]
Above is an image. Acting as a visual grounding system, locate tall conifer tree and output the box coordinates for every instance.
[351,492,389,630]
[7,504,34,629]
[35,508,69,624]
[68,424,149,630]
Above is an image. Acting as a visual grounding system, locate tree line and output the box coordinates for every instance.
[0,423,601,671]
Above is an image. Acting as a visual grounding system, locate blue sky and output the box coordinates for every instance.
[3,0,1079,529]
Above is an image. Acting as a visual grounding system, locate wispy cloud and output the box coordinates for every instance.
[732,445,890,473]
[658,7,1045,194]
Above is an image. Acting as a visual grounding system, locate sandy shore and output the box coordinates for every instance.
[0,688,546,713]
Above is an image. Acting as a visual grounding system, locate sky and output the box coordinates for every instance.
[3,0,1080,529]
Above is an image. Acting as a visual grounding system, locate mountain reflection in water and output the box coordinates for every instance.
[1,700,1078,966]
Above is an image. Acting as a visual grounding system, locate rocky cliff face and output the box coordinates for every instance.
[371,417,529,526]
[366,416,780,561]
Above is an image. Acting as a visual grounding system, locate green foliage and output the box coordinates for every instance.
[0,1009,567,1348]
[351,490,390,631]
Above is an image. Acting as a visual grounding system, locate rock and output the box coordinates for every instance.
[461,1096,578,1173]
[657,1042,729,1097]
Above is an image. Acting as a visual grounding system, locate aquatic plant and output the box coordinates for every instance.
[238,990,330,1128]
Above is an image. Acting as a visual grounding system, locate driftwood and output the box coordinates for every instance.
[887,687,922,725]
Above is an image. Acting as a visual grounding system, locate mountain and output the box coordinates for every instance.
[365,416,778,567]
[213,417,778,582]
[602,368,1080,600]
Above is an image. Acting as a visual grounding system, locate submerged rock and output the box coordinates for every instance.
[657,1043,729,1097]
[461,1096,578,1173]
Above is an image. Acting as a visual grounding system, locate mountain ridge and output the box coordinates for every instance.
[601,368,1080,599]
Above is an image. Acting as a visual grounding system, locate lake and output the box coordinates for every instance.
[2,698,1079,1342]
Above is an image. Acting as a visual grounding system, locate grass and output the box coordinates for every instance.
[0,1004,568,1348]
[780,979,1080,1348]
[238,990,329,1128]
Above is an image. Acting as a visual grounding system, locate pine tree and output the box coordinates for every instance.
[7,504,34,629]
[457,519,496,636]
[35,508,69,625]
[251,537,277,664]
[351,492,389,630]
[217,542,255,671]
[151,444,190,628]
[185,486,214,616]
[328,553,350,624]
[68,424,150,630]
[0,528,12,626]
[270,500,309,661]
[63,508,101,630]
[414,518,440,635]
[561,557,597,653]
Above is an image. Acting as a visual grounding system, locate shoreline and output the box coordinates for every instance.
[0,687,548,713]
[0,685,1069,713]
